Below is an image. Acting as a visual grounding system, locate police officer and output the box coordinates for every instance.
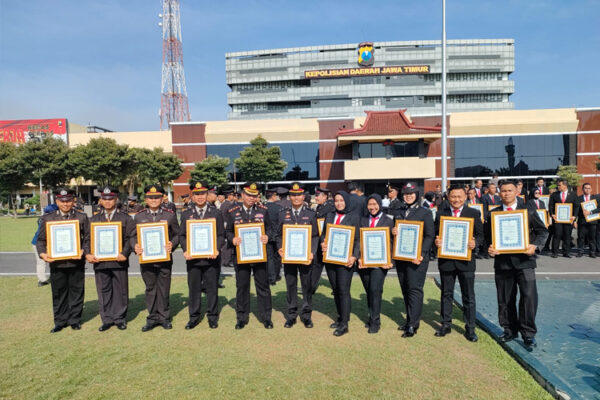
[275,182,319,328]
[161,193,177,213]
[386,184,403,218]
[84,186,135,331]
[180,193,193,211]
[132,185,180,332]
[37,188,89,333]
[225,182,273,330]
[124,195,144,215]
[311,187,334,294]
[265,188,283,285]
[179,181,225,329]
[219,188,236,270]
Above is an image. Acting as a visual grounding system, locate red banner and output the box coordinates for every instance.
[0,119,68,144]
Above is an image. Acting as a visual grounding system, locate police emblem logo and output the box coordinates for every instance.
[250,183,257,190]
[406,183,413,188]
[150,187,157,193]
[195,182,202,189]
[293,184,299,190]
[103,188,111,194]
[60,190,67,196]
[358,42,374,67]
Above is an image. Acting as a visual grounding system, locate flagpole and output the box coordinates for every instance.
[441,0,448,193]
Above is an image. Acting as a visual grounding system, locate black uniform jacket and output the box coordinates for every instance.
[36,209,89,269]
[178,204,225,266]
[394,205,435,259]
[275,205,319,257]
[386,198,403,218]
[526,198,547,211]
[131,208,180,266]
[548,190,580,221]
[85,209,135,270]
[434,206,484,272]
[576,194,600,225]
[348,194,368,217]
[316,200,335,219]
[487,204,548,271]
[358,213,394,260]
[224,204,273,247]
[320,211,361,259]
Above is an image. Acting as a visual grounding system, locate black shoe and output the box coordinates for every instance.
[71,323,81,330]
[499,332,517,342]
[333,325,348,337]
[284,319,296,328]
[523,337,537,351]
[402,326,417,338]
[464,330,478,342]
[576,252,583,258]
[38,280,49,287]
[269,281,276,286]
[263,320,274,329]
[591,253,597,258]
[141,323,158,332]
[116,322,127,330]
[161,321,173,330]
[434,326,451,337]
[398,324,407,331]
[330,321,340,329]
[302,318,313,328]
[368,325,379,334]
[209,321,218,329]
[98,323,112,332]
[551,253,558,258]
[218,282,225,289]
[185,320,200,330]
[50,325,64,333]
[235,321,246,330]
[563,254,572,258]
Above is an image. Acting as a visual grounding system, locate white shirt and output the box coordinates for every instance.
[502,201,518,211]
[451,205,464,217]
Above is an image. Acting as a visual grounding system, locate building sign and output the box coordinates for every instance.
[0,119,68,144]
[357,42,374,67]
[304,65,430,79]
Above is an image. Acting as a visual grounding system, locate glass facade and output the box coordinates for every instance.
[206,142,320,181]
[453,135,571,177]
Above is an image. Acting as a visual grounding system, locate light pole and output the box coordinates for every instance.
[441,0,448,193]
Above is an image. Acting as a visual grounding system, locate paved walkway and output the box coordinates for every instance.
[447,279,600,400]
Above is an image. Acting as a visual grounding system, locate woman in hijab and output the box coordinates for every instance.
[357,194,394,334]
[392,182,435,337]
[320,190,361,337]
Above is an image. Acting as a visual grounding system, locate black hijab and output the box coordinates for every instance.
[333,190,352,214]
[367,193,383,217]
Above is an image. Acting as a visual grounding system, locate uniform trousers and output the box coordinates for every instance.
[234,262,272,323]
[552,223,573,255]
[187,263,219,324]
[358,267,388,328]
[267,242,282,283]
[494,268,538,339]
[395,259,429,329]
[440,270,476,330]
[50,266,85,326]
[141,264,172,324]
[94,268,129,325]
[33,245,48,282]
[220,241,233,267]
[326,264,354,326]
[577,223,597,254]
[283,263,313,321]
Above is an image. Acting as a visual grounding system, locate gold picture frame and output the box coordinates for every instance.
[234,222,267,264]
[323,223,356,266]
[392,220,423,262]
[360,227,391,267]
[535,209,549,228]
[582,199,600,222]
[491,209,530,254]
[468,203,484,223]
[136,221,170,264]
[186,218,218,259]
[281,224,312,264]
[554,203,573,224]
[437,216,474,261]
[90,221,122,261]
[317,218,325,236]
[46,220,81,261]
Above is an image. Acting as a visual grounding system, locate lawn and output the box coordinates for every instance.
[0,276,551,400]
[0,217,38,252]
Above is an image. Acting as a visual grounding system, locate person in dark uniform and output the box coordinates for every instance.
[84,186,135,331]
[357,193,394,334]
[481,183,501,259]
[467,188,481,205]
[124,195,144,215]
[576,182,599,258]
[92,200,103,216]
[433,185,483,342]
[534,177,550,195]
[320,190,361,337]
[549,179,579,258]
[219,188,236,269]
[386,184,403,218]
[275,182,319,328]
[276,187,291,209]
[265,188,283,285]
[311,187,335,294]
[473,179,484,201]
[391,182,434,338]
[37,188,89,333]
[161,193,177,213]
[180,193,192,211]
[179,181,225,330]
[347,181,368,217]
[526,188,546,212]
[488,180,548,351]
[132,185,180,332]
[225,182,273,330]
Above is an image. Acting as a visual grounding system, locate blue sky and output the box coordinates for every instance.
[1,0,598,131]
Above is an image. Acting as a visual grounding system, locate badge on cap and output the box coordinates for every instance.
[103,188,111,194]
[150,186,157,193]
[60,190,67,196]
[250,183,257,190]
[293,183,299,190]
[195,182,203,189]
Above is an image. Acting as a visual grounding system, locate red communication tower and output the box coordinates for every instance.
[159,0,191,130]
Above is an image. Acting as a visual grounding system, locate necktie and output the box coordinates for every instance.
[294,210,299,220]
[561,192,566,203]
[491,196,495,204]
[63,213,69,220]
[335,213,342,225]
[535,200,539,209]
[476,188,480,197]
[453,209,459,217]
[370,216,379,227]
[507,207,513,211]
[198,208,204,219]
[585,195,589,202]
[106,212,111,222]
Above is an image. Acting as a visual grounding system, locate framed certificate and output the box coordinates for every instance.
[488,205,500,211]
[282,224,311,264]
[323,224,355,266]
[392,220,423,262]
[46,220,81,261]
[582,199,600,222]
[468,203,484,223]
[360,227,390,267]
[554,203,573,224]
[437,216,473,261]
[518,195,526,201]
[90,222,122,261]
[491,209,530,254]
[317,218,325,236]
[186,219,218,258]
[234,223,267,264]
[535,209,549,228]
[137,221,170,264]
[538,195,550,209]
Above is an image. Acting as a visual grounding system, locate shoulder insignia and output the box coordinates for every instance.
[229,206,240,213]
[257,204,267,209]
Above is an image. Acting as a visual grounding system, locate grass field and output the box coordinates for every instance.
[0,276,551,400]
[0,217,38,252]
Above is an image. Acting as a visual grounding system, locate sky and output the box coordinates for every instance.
[1,0,599,131]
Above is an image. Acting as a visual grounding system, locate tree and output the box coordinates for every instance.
[233,135,287,183]
[0,142,29,216]
[189,155,230,189]
[142,148,183,188]
[20,137,71,191]
[68,137,130,187]
[553,165,582,190]
[123,147,153,195]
